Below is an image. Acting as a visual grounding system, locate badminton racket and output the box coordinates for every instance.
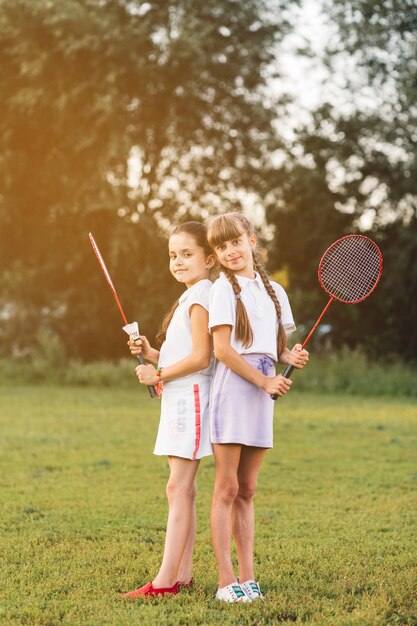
[89,233,157,398]
[272,234,383,399]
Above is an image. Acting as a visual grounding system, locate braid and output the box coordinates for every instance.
[223,268,253,349]
[253,252,287,356]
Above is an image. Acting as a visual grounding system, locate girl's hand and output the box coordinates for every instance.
[263,374,292,397]
[128,335,152,359]
[288,343,309,369]
[135,364,157,385]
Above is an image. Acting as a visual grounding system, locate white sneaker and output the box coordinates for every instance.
[215,582,250,602]
[240,579,263,600]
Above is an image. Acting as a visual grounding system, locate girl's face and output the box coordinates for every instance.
[168,232,214,288]
[213,230,256,278]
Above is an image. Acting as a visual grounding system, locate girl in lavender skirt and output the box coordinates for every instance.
[206,212,309,603]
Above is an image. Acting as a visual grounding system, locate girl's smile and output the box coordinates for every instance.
[169,232,213,287]
[214,232,257,278]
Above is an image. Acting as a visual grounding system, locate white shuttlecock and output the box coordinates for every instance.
[122,322,140,341]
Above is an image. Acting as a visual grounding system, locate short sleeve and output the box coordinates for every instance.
[208,276,236,330]
[271,282,296,334]
[186,283,210,316]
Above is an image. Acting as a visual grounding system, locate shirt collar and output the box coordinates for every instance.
[235,272,264,290]
[178,278,212,303]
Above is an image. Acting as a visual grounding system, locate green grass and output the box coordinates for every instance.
[0,385,416,625]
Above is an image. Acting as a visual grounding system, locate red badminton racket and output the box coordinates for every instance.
[272,234,383,399]
[89,233,157,398]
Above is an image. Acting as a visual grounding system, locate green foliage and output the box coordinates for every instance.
[265,142,353,328]
[1,346,416,396]
[0,356,136,386]
[2,0,415,365]
[0,0,298,359]
[32,329,68,369]
[293,346,417,397]
[267,0,417,362]
[1,386,416,624]
[322,0,417,217]
[363,216,417,362]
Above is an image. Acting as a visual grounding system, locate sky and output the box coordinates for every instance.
[279,0,329,113]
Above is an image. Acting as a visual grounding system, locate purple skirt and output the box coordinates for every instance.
[210,353,275,448]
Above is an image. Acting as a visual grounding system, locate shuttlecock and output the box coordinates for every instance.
[122,322,140,341]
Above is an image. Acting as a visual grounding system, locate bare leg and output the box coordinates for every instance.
[176,481,197,584]
[210,443,242,587]
[152,457,199,588]
[232,446,267,582]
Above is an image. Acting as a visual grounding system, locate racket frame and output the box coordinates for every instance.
[318,234,383,305]
[89,233,157,398]
[273,233,383,397]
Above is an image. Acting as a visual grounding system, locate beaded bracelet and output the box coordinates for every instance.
[155,367,164,398]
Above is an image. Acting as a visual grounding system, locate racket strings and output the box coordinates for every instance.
[322,254,378,300]
[319,237,381,303]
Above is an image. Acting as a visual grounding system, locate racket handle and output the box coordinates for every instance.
[270,363,295,401]
[136,354,158,398]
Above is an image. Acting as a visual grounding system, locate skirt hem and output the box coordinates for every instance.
[211,438,272,449]
[153,449,213,460]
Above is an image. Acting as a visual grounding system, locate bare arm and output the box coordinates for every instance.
[135,304,211,385]
[212,325,292,397]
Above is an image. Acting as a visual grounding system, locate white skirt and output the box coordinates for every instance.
[154,374,213,459]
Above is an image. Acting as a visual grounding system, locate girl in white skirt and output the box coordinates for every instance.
[207,212,309,602]
[121,221,215,599]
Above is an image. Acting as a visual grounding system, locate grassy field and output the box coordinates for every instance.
[0,384,416,626]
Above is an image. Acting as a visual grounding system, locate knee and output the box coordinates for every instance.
[166,478,196,503]
[214,479,239,504]
[237,479,257,501]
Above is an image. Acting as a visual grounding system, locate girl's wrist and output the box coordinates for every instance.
[278,349,290,365]
[258,372,269,391]
[155,367,164,397]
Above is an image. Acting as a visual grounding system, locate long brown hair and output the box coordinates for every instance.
[207,212,287,356]
[155,221,212,347]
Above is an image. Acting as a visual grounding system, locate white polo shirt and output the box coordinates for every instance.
[208,272,296,361]
[159,279,214,376]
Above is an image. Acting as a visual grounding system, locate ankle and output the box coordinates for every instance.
[239,574,254,583]
[219,576,238,588]
[152,576,177,589]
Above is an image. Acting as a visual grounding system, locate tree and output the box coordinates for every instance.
[0,0,298,359]
[265,122,354,333]
[322,0,417,224]
[266,0,417,360]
